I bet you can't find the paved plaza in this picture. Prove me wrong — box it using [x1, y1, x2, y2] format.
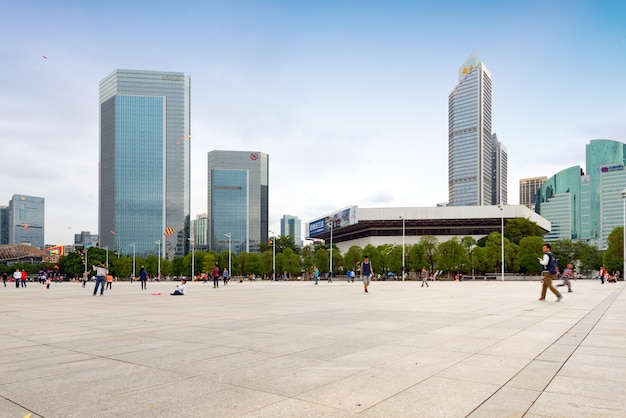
[1, 278, 625, 417]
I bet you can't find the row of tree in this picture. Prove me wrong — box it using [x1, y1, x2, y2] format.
[2, 220, 623, 279]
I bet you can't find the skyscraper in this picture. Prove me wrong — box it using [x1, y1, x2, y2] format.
[207, 151, 269, 254]
[281, 214, 302, 247]
[491, 133, 508, 205]
[519, 176, 547, 210]
[448, 52, 493, 206]
[0, 206, 9, 245]
[99, 70, 191, 257]
[8, 194, 45, 248]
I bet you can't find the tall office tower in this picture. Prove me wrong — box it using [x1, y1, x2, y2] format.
[519, 176, 547, 210]
[74, 231, 99, 246]
[0, 206, 9, 245]
[99, 70, 191, 258]
[491, 133, 508, 205]
[8, 194, 45, 248]
[448, 52, 493, 206]
[207, 151, 269, 255]
[281, 214, 302, 247]
[193, 213, 209, 251]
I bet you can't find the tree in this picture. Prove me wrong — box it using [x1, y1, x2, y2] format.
[435, 238, 467, 277]
[419, 236, 438, 272]
[344, 246, 363, 275]
[518, 236, 544, 274]
[575, 240, 602, 277]
[504, 218, 546, 244]
[460, 236, 478, 276]
[604, 227, 624, 273]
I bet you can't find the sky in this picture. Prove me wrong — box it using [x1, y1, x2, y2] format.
[1, 0, 625, 246]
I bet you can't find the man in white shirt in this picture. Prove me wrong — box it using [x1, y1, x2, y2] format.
[171, 279, 187, 295]
[92, 261, 108, 296]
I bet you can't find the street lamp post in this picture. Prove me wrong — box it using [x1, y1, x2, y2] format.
[104, 246, 109, 270]
[329, 221, 333, 279]
[401, 216, 405, 281]
[189, 238, 195, 280]
[498, 204, 504, 282]
[622, 189, 626, 281]
[155, 241, 161, 280]
[129, 243, 135, 280]
[225, 233, 231, 279]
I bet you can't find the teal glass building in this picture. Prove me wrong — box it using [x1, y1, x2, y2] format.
[536, 139, 626, 249]
[207, 151, 269, 254]
[99, 70, 190, 257]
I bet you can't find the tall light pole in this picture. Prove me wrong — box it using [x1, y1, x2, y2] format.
[104, 246, 109, 270]
[622, 189, 626, 281]
[401, 215, 405, 281]
[189, 238, 195, 280]
[498, 204, 504, 281]
[225, 233, 231, 279]
[155, 240, 161, 280]
[269, 231, 276, 281]
[329, 221, 333, 278]
[129, 243, 135, 280]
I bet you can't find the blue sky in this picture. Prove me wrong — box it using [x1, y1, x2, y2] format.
[1, 0, 625, 245]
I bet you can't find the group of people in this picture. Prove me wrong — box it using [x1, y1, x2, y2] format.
[598, 266, 619, 284]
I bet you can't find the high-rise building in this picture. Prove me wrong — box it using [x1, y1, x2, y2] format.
[74, 231, 99, 246]
[8, 194, 45, 248]
[99, 69, 191, 257]
[0, 206, 9, 245]
[535, 139, 626, 249]
[519, 176, 547, 210]
[192, 213, 209, 251]
[448, 52, 493, 206]
[281, 215, 302, 247]
[491, 133, 508, 205]
[207, 151, 269, 254]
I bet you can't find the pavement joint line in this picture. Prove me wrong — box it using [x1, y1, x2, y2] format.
[466, 285, 625, 417]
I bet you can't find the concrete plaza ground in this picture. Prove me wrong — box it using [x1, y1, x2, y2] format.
[1, 278, 625, 418]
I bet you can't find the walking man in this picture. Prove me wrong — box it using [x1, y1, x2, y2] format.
[212, 262, 220, 288]
[538, 243, 563, 302]
[420, 267, 430, 287]
[361, 255, 374, 293]
[139, 266, 148, 290]
[92, 261, 108, 296]
[20, 269, 27, 288]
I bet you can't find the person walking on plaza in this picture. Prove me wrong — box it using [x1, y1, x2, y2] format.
[212, 262, 220, 288]
[139, 266, 147, 290]
[20, 269, 27, 288]
[82, 271, 89, 288]
[14, 269, 21, 288]
[361, 255, 374, 293]
[2, 271, 7, 287]
[222, 267, 229, 286]
[314, 266, 319, 285]
[420, 267, 430, 287]
[558, 263, 574, 292]
[105, 274, 113, 290]
[92, 261, 108, 296]
[538, 243, 563, 302]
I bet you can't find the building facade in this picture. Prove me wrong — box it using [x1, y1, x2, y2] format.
[8, 194, 45, 248]
[0, 206, 8, 245]
[281, 214, 302, 247]
[74, 231, 99, 246]
[536, 139, 626, 249]
[519, 176, 547, 210]
[192, 213, 209, 251]
[207, 151, 269, 254]
[448, 52, 493, 206]
[99, 69, 191, 257]
[491, 133, 508, 205]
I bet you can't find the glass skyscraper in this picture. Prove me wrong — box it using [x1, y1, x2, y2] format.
[99, 70, 190, 257]
[8, 194, 45, 248]
[448, 52, 493, 206]
[281, 214, 302, 247]
[536, 139, 626, 249]
[207, 151, 269, 254]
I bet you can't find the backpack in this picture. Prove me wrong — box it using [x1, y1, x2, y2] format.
[547, 253, 558, 274]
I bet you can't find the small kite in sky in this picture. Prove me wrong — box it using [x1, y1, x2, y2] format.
[42, 55, 47, 59]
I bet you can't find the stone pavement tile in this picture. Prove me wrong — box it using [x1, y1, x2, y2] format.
[240, 397, 353, 418]
[51, 332, 191, 356]
[575, 345, 626, 358]
[164, 349, 281, 378]
[546, 375, 626, 401]
[328, 342, 418, 368]
[295, 364, 429, 413]
[0, 397, 39, 418]
[435, 353, 530, 386]
[110, 344, 247, 370]
[468, 325, 521, 340]
[556, 331, 586, 346]
[383, 349, 472, 377]
[467, 386, 540, 418]
[558, 358, 626, 382]
[295, 339, 371, 361]
[528, 391, 626, 418]
[431, 324, 482, 336]
[0, 345, 93, 371]
[359, 376, 499, 418]
[506, 359, 563, 391]
[435, 335, 501, 354]
[535, 342, 578, 362]
[390, 332, 455, 349]
[52, 379, 283, 418]
[242, 362, 366, 397]
[0, 334, 39, 350]
[581, 333, 626, 349]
